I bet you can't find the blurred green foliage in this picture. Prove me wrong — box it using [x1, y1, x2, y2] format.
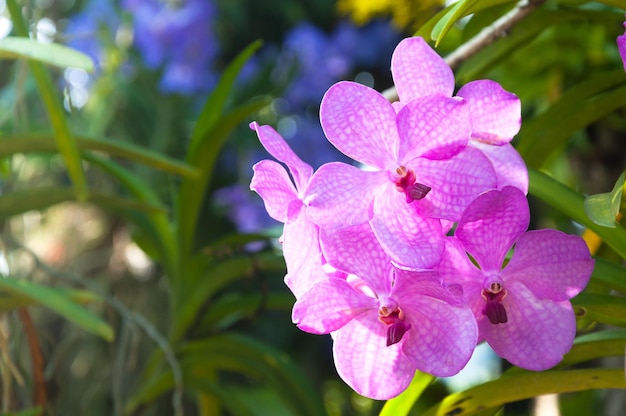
[0, 0, 625, 415]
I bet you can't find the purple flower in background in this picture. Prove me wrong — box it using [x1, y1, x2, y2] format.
[618, 18, 626, 72]
[64, 0, 120, 69]
[293, 223, 477, 399]
[438, 186, 594, 370]
[249, 122, 326, 298]
[121, 0, 218, 94]
[305, 81, 497, 268]
[392, 37, 527, 193]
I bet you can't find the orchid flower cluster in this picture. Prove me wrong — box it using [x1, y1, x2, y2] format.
[249, 37, 594, 400]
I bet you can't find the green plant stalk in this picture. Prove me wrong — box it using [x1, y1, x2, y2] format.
[6, 0, 88, 200]
[529, 168, 626, 259]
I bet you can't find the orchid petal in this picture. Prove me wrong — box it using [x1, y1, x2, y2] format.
[456, 186, 529, 272]
[332, 314, 416, 400]
[618, 23, 626, 72]
[411, 146, 498, 221]
[306, 162, 386, 228]
[320, 81, 399, 168]
[470, 142, 528, 194]
[321, 223, 392, 295]
[479, 281, 576, 371]
[438, 237, 485, 286]
[391, 37, 455, 101]
[456, 80, 521, 145]
[396, 96, 470, 162]
[250, 121, 313, 191]
[504, 230, 594, 301]
[283, 210, 326, 299]
[293, 277, 377, 334]
[370, 185, 444, 270]
[250, 160, 299, 222]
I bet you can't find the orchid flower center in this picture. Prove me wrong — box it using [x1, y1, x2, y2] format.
[392, 165, 431, 203]
[378, 298, 411, 346]
[481, 277, 508, 324]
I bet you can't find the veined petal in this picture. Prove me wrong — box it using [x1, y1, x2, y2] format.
[617, 25, 626, 72]
[250, 121, 313, 192]
[371, 185, 444, 270]
[438, 237, 484, 287]
[479, 281, 576, 371]
[391, 37, 455, 101]
[456, 80, 521, 145]
[470, 142, 528, 194]
[250, 160, 299, 222]
[504, 230, 594, 301]
[292, 277, 377, 334]
[400, 286, 478, 377]
[411, 146, 497, 222]
[320, 223, 392, 295]
[320, 81, 399, 167]
[283, 210, 326, 299]
[396, 96, 470, 162]
[455, 186, 529, 272]
[332, 314, 416, 400]
[305, 162, 386, 228]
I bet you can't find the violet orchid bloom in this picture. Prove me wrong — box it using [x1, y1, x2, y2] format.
[392, 37, 528, 193]
[618, 19, 626, 72]
[305, 81, 497, 269]
[438, 186, 594, 370]
[249, 122, 326, 298]
[293, 223, 477, 399]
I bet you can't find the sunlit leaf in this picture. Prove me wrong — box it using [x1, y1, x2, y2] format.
[380, 371, 436, 416]
[584, 172, 625, 228]
[0, 37, 94, 71]
[0, 278, 113, 341]
[0, 287, 102, 312]
[422, 368, 625, 416]
[518, 71, 626, 169]
[528, 169, 626, 260]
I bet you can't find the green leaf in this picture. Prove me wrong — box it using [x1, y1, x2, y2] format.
[0, 277, 113, 341]
[0, 287, 101, 311]
[517, 71, 626, 169]
[573, 293, 626, 327]
[422, 368, 625, 416]
[6, 0, 88, 200]
[0, 37, 94, 71]
[417, 0, 515, 42]
[584, 172, 625, 228]
[456, 10, 625, 82]
[380, 371, 435, 416]
[0, 408, 44, 416]
[127, 334, 325, 416]
[0, 135, 199, 178]
[591, 257, 626, 294]
[561, 330, 626, 367]
[528, 169, 626, 260]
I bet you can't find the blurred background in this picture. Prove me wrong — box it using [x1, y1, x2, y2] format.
[0, 0, 625, 415]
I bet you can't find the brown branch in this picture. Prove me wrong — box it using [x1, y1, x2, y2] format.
[17, 308, 47, 412]
[383, 0, 546, 101]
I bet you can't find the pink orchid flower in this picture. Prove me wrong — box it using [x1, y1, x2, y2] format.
[249, 122, 326, 298]
[437, 186, 594, 370]
[305, 81, 497, 269]
[292, 223, 477, 399]
[392, 37, 528, 193]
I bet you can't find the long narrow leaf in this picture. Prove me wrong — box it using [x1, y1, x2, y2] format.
[0, 37, 93, 71]
[0, 277, 113, 341]
[423, 368, 625, 416]
[0, 135, 199, 178]
[528, 169, 626, 259]
[7, 0, 88, 200]
[380, 371, 436, 416]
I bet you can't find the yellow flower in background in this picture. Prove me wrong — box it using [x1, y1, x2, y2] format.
[336, 0, 445, 30]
